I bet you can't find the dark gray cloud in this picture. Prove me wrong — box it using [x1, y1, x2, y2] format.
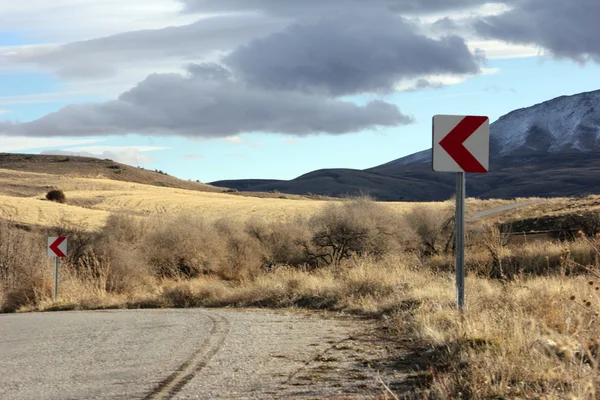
[5, 14, 286, 79]
[475, 0, 600, 62]
[181, 0, 492, 16]
[224, 10, 482, 96]
[0, 64, 412, 138]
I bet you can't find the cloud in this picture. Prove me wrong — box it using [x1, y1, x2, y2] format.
[41, 145, 166, 165]
[0, 0, 199, 42]
[183, 154, 203, 160]
[394, 67, 499, 91]
[0, 109, 12, 115]
[0, 90, 103, 106]
[0, 137, 102, 152]
[224, 10, 483, 96]
[284, 139, 298, 145]
[224, 136, 243, 144]
[180, 0, 490, 16]
[474, 0, 600, 63]
[0, 64, 412, 138]
[2, 14, 287, 80]
[222, 136, 265, 147]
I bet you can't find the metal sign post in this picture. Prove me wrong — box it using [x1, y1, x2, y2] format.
[54, 257, 59, 303]
[432, 115, 489, 312]
[456, 172, 466, 311]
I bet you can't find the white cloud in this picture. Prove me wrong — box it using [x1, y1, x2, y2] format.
[41, 145, 168, 165]
[224, 136, 243, 144]
[0, 137, 103, 152]
[0, 110, 12, 115]
[0, 0, 201, 42]
[0, 90, 102, 106]
[468, 39, 543, 59]
[394, 67, 500, 91]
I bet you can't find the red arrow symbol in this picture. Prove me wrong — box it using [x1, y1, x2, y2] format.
[50, 236, 66, 258]
[439, 116, 488, 173]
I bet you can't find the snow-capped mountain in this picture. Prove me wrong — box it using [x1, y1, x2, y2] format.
[383, 89, 600, 168]
[492, 89, 600, 156]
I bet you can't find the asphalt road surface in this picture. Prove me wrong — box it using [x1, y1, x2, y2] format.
[0, 309, 387, 400]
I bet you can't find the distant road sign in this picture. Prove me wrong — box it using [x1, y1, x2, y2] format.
[48, 237, 67, 258]
[433, 115, 489, 173]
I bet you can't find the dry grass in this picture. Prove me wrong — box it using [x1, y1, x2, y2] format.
[0, 168, 517, 231]
[400, 273, 600, 398]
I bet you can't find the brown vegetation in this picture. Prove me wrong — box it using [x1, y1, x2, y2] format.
[46, 189, 66, 204]
[2, 196, 600, 398]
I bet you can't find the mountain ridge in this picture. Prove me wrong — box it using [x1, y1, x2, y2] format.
[211, 89, 600, 200]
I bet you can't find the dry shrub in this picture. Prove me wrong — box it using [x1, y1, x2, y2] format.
[245, 217, 312, 269]
[141, 214, 227, 278]
[404, 205, 454, 256]
[213, 218, 264, 281]
[0, 220, 50, 311]
[102, 246, 156, 293]
[98, 213, 156, 292]
[46, 189, 66, 204]
[308, 197, 408, 266]
[102, 213, 150, 244]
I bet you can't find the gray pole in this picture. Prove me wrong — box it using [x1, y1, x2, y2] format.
[456, 172, 466, 311]
[54, 257, 59, 303]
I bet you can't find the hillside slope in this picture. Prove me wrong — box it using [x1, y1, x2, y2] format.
[0, 153, 223, 193]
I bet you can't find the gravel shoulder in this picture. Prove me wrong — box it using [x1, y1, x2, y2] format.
[0, 309, 407, 400]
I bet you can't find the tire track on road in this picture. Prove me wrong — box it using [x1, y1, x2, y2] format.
[143, 312, 230, 400]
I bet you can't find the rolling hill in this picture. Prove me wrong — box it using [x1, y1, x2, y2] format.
[211, 89, 600, 201]
[0, 153, 223, 194]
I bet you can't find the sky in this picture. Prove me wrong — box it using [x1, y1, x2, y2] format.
[1, 0, 600, 183]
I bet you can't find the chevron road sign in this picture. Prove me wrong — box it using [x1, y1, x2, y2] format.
[48, 236, 67, 258]
[433, 115, 490, 173]
[432, 115, 490, 312]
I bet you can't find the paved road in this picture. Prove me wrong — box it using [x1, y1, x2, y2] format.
[0, 309, 382, 400]
[468, 200, 542, 222]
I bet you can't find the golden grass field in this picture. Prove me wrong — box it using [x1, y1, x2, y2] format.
[0, 167, 519, 230]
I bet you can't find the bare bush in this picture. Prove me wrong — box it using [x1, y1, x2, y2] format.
[246, 217, 312, 269]
[0, 220, 49, 312]
[46, 189, 66, 204]
[141, 215, 227, 278]
[102, 213, 150, 244]
[308, 197, 407, 267]
[213, 218, 264, 281]
[404, 205, 454, 256]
